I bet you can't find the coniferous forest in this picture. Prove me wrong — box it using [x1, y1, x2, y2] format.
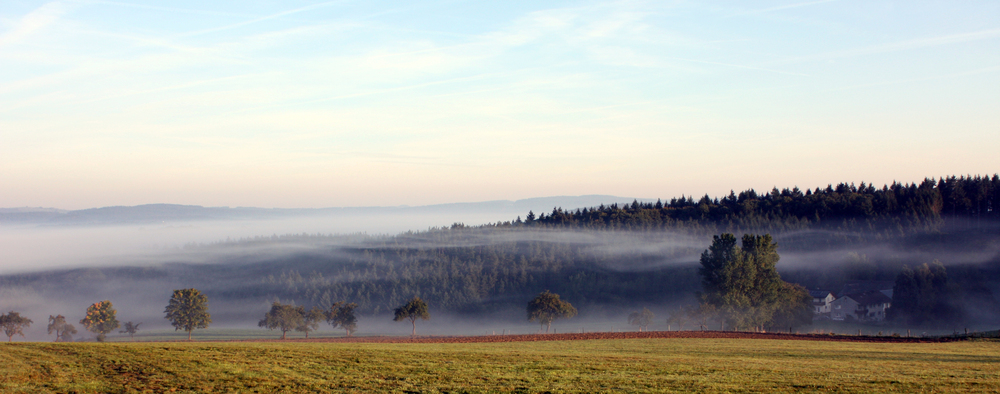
[1, 175, 999, 329]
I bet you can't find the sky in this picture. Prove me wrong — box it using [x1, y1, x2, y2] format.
[1, 0, 998, 210]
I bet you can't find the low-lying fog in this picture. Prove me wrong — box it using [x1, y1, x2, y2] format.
[0, 196, 646, 274]
[2, 199, 999, 341]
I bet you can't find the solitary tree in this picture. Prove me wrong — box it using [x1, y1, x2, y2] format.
[47, 315, 77, 342]
[327, 301, 358, 337]
[296, 307, 325, 339]
[80, 300, 119, 342]
[527, 290, 577, 333]
[628, 308, 655, 332]
[164, 288, 212, 340]
[1, 311, 33, 342]
[393, 297, 430, 336]
[259, 301, 304, 339]
[119, 322, 141, 341]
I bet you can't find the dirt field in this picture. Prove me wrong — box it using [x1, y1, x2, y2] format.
[245, 330, 963, 344]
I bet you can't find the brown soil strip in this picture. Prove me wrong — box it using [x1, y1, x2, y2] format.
[238, 330, 963, 344]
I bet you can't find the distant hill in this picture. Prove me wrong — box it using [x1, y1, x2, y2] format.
[0, 195, 653, 226]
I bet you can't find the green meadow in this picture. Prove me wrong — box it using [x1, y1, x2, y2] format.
[2, 338, 999, 393]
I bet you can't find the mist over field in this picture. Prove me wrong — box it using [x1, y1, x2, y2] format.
[0, 195, 647, 273]
[4, 177, 1000, 342]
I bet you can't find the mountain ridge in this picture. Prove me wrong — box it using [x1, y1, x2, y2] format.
[0, 195, 655, 226]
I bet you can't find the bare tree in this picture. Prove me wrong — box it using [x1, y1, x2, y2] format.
[119, 322, 142, 341]
[628, 308, 655, 332]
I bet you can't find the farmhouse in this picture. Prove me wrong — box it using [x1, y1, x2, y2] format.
[830, 290, 893, 322]
[809, 290, 836, 317]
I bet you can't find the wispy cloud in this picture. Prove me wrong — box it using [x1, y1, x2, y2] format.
[754, 0, 839, 13]
[773, 28, 1000, 64]
[822, 65, 1000, 92]
[178, 0, 350, 38]
[665, 56, 809, 77]
[70, 0, 253, 18]
[0, 2, 70, 47]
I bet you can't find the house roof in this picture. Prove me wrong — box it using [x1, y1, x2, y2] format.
[809, 290, 833, 298]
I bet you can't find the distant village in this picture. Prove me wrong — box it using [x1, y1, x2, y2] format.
[810, 281, 894, 323]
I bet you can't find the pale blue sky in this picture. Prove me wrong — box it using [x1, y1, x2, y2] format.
[2, 0, 998, 209]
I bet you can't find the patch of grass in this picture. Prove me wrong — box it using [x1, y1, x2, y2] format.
[2, 338, 999, 393]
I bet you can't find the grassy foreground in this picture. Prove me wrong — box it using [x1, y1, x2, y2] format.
[2, 338, 999, 393]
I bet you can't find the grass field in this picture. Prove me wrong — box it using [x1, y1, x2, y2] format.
[2, 338, 999, 393]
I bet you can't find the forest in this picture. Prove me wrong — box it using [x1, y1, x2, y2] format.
[1, 175, 998, 330]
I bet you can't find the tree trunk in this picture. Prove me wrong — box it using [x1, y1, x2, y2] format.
[345, 328, 351, 337]
[546, 322, 551, 333]
[188, 330, 192, 341]
[411, 319, 416, 336]
[281, 330, 287, 340]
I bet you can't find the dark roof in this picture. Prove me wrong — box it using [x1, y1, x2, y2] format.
[809, 290, 833, 298]
[844, 290, 892, 307]
[839, 281, 893, 296]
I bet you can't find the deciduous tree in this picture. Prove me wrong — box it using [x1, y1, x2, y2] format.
[687, 303, 717, 331]
[1, 311, 33, 342]
[164, 288, 212, 340]
[119, 321, 141, 341]
[47, 315, 77, 342]
[296, 307, 325, 338]
[665, 306, 690, 331]
[527, 290, 577, 333]
[768, 283, 813, 332]
[628, 308, 654, 332]
[698, 233, 810, 331]
[80, 300, 119, 342]
[259, 301, 303, 339]
[393, 297, 430, 336]
[889, 261, 956, 325]
[327, 301, 358, 337]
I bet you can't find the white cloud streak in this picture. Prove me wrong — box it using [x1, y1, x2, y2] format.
[177, 0, 351, 37]
[755, 0, 839, 13]
[0, 1, 69, 47]
[773, 28, 1000, 65]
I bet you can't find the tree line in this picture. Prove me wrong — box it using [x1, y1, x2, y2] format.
[507, 175, 1000, 238]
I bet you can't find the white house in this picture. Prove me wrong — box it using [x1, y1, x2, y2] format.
[830, 290, 893, 322]
[809, 290, 836, 316]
